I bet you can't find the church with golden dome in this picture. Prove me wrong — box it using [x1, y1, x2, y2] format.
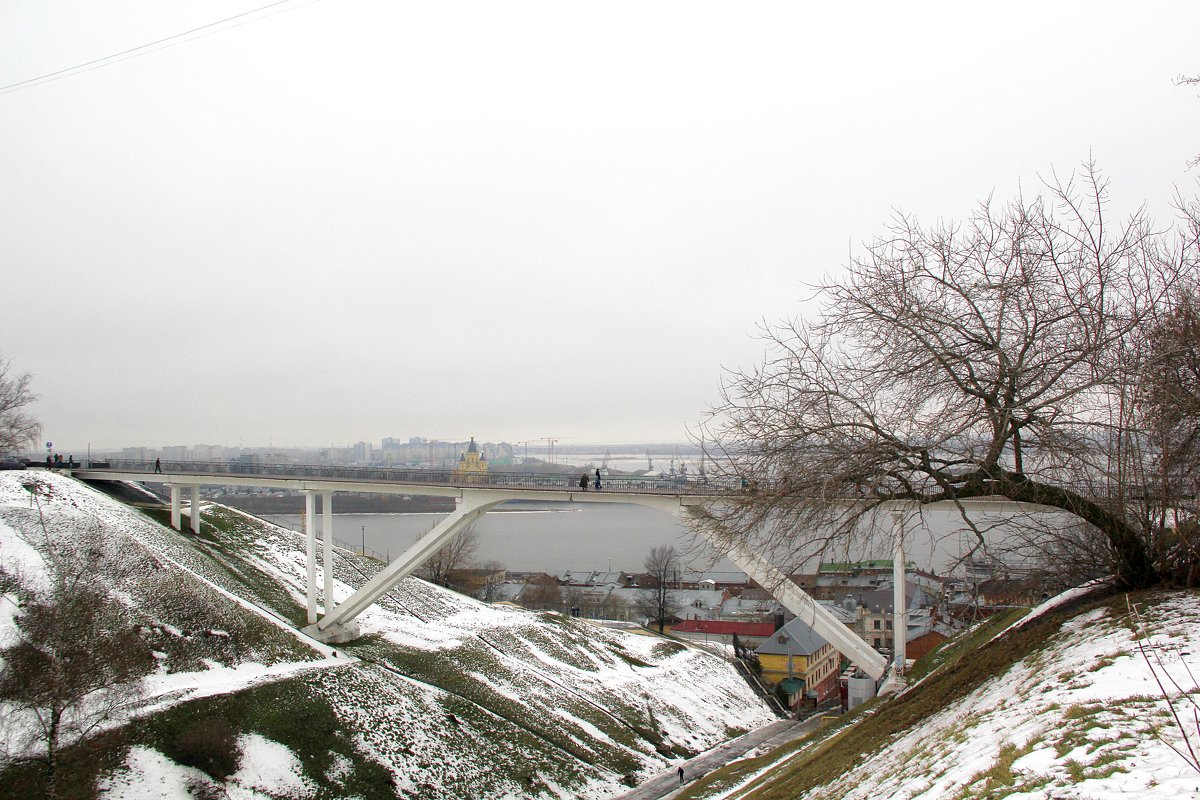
[451, 437, 489, 482]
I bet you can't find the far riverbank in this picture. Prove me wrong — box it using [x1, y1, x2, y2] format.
[213, 491, 454, 515]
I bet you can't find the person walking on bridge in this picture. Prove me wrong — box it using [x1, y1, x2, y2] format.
[594, 468, 602, 490]
[579, 473, 588, 491]
[154, 458, 162, 474]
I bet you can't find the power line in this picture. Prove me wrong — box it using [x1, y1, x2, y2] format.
[0, 0, 318, 96]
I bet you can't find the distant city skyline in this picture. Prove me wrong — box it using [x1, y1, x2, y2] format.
[41, 437, 707, 468]
[3, 2, 1197, 453]
[40, 437, 703, 454]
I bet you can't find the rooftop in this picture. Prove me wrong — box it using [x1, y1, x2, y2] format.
[755, 617, 829, 657]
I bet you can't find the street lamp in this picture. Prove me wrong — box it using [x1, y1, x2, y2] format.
[361, 525, 366, 556]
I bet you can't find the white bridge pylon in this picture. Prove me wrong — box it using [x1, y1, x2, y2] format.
[311, 490, 507, 640]
[311, 488, 890, 680]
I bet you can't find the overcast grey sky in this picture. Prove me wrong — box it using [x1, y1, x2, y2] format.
[2, 1, 1198, 452]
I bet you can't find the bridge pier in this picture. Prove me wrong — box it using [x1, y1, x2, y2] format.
[303, 490, 339, 629]
[892, 507, 908, 675]
[323, 491, 334, 616]
[190, 485, 202, 533]
[167, 484, 202, 532]
[305, 491, 318, 624]
[311, 490, 507, 642]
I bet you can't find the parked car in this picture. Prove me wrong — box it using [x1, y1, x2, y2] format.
[0, 457, 28, 470]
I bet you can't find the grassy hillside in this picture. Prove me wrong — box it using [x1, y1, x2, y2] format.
[675, 587, 1200, 799]
[0, 472, 774, 799]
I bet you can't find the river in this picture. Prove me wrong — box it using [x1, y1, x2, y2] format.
[268, 498, 984, 578]
[272, 501, 745, 577]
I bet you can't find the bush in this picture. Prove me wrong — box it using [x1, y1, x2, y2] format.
[168, 717, 240, 781]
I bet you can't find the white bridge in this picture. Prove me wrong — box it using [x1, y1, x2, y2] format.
[75, 459, 898, 680]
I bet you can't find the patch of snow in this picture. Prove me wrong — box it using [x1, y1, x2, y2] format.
[97, 746, 210, 800]
[140, 656, 351, 712]
[0, 514, 48, 593]
[229, 733, 315, 799]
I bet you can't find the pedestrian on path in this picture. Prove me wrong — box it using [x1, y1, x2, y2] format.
[154, 458, 162, 473]
[594, 468, 602, 490]
[579, 473, 588, 491]
[677, 766, 685, 785]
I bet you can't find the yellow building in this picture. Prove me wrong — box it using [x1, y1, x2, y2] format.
[452, 437, 489, 482]
[755, 617, 840, 706]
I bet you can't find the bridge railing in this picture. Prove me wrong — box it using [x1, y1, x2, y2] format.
[82, 459, 739, 496]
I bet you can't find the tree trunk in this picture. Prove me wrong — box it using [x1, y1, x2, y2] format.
[45, 709, 61, 800]
[991, 472, 1158, 588]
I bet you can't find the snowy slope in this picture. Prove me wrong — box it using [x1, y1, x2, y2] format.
[0, 472, 775, 799]
[686, 588, 1200, 800]
[830, 593, 1200, 799]
[0, 473, 333, 702]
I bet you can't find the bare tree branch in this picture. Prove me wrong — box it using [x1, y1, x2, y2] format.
[638, 546, 681, 634]
[415, 523, 480, 588]
[704, 163, 1198, 588]
[0, 353, 40, 454]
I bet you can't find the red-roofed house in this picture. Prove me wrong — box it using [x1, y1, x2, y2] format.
[668, 620, 777, 650]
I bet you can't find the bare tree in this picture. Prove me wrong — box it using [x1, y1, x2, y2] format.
[601, 591, 627, 621]
[1143, 294, 1200, 497]
[415, 523, 480, 587]
[0, 512, 155, 799]
[0, 586, 155, 798]
[476, 560, 507, 602]
[0, 353, 40, 454]
[639, 546, 680, 633]
[518, 575, 564, 611]
[704, 163, 1196, 589]
[563, 586, 585, 617]
[1136, 285, 1200, 586]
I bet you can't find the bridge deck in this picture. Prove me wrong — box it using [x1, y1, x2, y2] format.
[73, 459, 737, 498]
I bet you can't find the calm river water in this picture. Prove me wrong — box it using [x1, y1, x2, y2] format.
[273, 501, 745, 576]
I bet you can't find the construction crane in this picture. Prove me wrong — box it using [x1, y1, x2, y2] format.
[541, 436, 559, 465]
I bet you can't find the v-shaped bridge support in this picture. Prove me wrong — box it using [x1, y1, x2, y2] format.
[304, 489, 889, 680]
[306, 490, 507, 642]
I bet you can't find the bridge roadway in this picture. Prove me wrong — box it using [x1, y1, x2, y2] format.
[78, 458, 739, 495]
[72, 459, 892, 680]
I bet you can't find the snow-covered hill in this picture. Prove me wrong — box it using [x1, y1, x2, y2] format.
[681, 587, 1200, 799]
[0, 471, 775, 799]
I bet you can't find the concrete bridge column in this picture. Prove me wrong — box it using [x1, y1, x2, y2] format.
[305, 490, 318, 625]
[322, 491, 334, 613]
[170, 485, 182, 530]
[190, 485, 202, 533]
[892, 508, 907, 674]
